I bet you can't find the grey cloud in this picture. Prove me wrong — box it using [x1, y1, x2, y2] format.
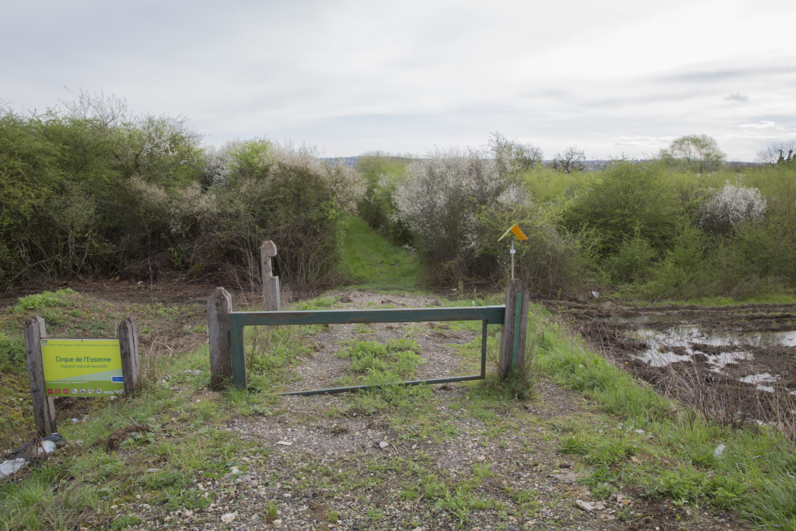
[658, 66, 796, 84]
[738, 121, 776, 129]
[726, 92, 749, 102]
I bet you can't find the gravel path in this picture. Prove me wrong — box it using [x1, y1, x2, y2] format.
[121, 291, 746, 531]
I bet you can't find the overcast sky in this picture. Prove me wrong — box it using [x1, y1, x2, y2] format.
[2, 0, 795, 160]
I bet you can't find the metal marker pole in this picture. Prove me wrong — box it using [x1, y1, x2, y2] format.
[510, 238, 515, 280]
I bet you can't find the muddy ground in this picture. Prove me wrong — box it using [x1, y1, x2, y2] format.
[546, 300, 796, 435]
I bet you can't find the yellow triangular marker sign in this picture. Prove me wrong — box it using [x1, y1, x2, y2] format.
[498, 224, 528, 242]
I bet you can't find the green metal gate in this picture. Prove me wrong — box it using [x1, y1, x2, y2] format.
[228, 305, 506, 395]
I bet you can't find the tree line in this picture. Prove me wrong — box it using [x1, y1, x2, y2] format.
[2, 94, 794, 301]
[0, 94, 361, 289]
[358, 133, 796, 300]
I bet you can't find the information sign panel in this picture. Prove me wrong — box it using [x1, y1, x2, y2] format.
[41, 339, 124, 397]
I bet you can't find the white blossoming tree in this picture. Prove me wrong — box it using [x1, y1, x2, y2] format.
[393, 147, 525, 279]
[700, 183, 767, 234]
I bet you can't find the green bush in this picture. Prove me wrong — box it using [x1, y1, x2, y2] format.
[0, 97, 364, 290]
[475, 204, 597, 298]
[563, 160, 679, 257]
[603, 229, 657, 283]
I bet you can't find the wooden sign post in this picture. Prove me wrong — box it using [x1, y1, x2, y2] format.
[118, 318, 141, 395]
[24, 317, 57, 437]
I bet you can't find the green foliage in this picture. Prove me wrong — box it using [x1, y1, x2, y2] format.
[15, 289, 75, 311]
[660, 135, 726, 173]
[639, 220, 706, 299]
[642, 466, 744, 508]
[476, 203, 597, 298]
[0, 98, 362, 289]
[564, 160, 679, 257]
[227, 138, 272, 181]
[110, 516, 142, 529]
[0, 332, 26, 374]
[356, 152, 413, 244]
[603, 229, 657, 283]
[643, 467, 707, 504]
[559, 433, 636, 465]
[264, 502, 279, 522]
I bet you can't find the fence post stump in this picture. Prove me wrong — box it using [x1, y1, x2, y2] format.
[24, 316, 57, 437]
[498, 279, 530, 378]
[261, 241, 280, 311]
[118, 318, 141, 395]
[208, 287, 233, 390]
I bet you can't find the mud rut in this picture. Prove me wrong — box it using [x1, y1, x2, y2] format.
[547, 301, 796, 434]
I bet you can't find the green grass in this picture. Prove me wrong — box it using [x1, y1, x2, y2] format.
[530, 303, 796, 529]
[4, 282, 796, 530]
[340, 215, 419, 289]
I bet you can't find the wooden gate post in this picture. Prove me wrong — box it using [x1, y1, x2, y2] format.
[118, 318, 141, 394]
[24, 317, 57, 437]
[208, 287, 233, 390]
[498, 279, 530, 378]
[261, 241, 280, 311]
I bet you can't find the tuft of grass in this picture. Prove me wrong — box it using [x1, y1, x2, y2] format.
[14, 289, 76, 312]
[337, 339, 425, 383]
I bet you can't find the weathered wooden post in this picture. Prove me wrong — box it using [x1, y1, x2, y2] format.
[498, 279, 530, 378]
[208, 287, 233, 390]
[118, 318, 141, 395]
[261, 240, 280, 311]
[24, 317, 57, 437]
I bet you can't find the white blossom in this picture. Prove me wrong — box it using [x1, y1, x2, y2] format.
[701, 183, 766, 230]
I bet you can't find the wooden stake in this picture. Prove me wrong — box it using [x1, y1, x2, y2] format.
[208, 287, 233, 390]
[118, 318, 141, 395]
[24, 317, 57, 437]
[261, 240, 280, 311]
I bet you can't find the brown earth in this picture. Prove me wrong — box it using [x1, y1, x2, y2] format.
[546, 300, 796, 438]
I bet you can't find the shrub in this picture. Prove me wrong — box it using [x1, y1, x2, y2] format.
[700, 183, 766, 235]
[0, 97, 364, 291]
[475, 204, 597, 298]
[393, 147, 524, 283]
[356, 152, 414, 244]
[563, 160, 679, 257]
[603, 229, 657, 283]
[199, 141, 362, 288]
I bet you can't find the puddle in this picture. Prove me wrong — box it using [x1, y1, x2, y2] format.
[625, 325, 796, 382]
[602, 314, 685, 325]
[741, 330, 796, 347]
[739, 373, 780, 393]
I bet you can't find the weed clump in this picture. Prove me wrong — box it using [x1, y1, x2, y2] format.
[337, 339, 424, 382]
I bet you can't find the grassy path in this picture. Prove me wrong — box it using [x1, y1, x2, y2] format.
[339, 216, 419, 290]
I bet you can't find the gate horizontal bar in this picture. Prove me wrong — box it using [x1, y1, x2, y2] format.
[229, 305, 505, 327]
[281, 374, 483, 396]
